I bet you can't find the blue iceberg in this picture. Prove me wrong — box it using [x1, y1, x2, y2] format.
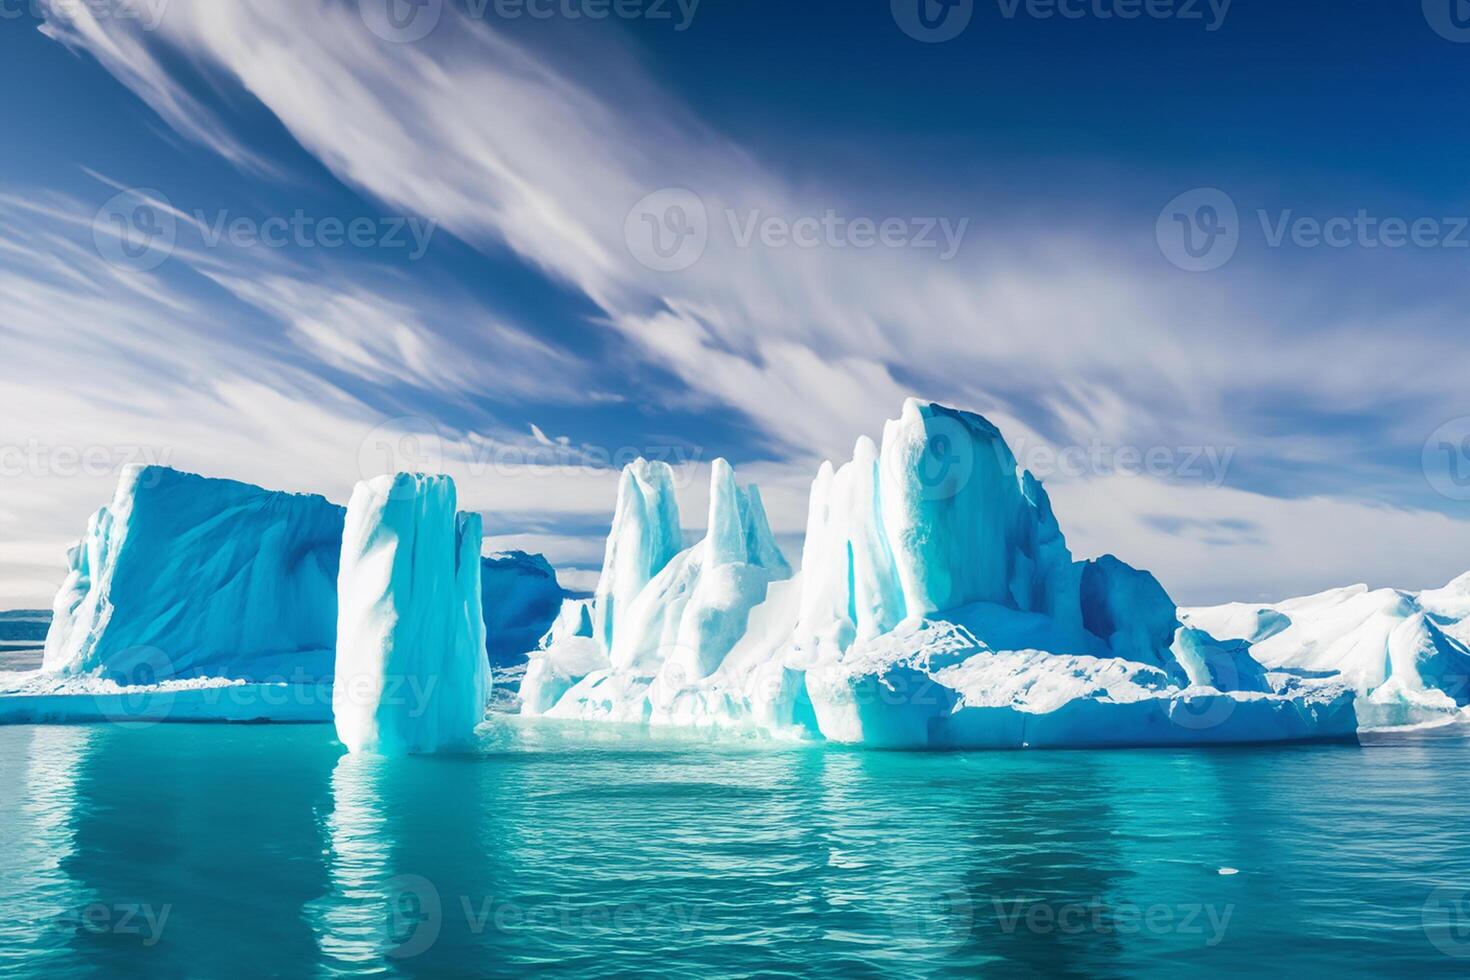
[525, 399, 1359, 747]
[43, 466, 344, 683]
[333, 474, 491, 754]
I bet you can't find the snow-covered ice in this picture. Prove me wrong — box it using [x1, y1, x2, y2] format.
[524, 399, 1359, 747]
[1184, 573, 1470, 728]
[333, 474, 491, 754]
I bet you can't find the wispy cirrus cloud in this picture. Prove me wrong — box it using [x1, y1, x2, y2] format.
[8, 0, 1470, 609]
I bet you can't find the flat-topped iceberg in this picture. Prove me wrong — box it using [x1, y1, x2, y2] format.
[333, 474, 490, 754]
[525, 399, 1358, 747]
[1184, 573, 1470, 728]
[43, 466, 344, 683]
[5, 466, 554, 729]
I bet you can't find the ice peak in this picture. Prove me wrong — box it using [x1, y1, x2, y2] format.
[592, 457, 681, 654]
[704, 458, 746, 567]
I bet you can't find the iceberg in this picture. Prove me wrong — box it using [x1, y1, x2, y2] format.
[525, 399, 1358, 747]
[590, 458, 683, 655]
[1184, 572, 1470, 728]
[333, 474, 491, 754]
[479, 550, 565, 667]
[4, 466, 562, 729]
[42, 465, 344, 683]
[523, 457, 794, 722]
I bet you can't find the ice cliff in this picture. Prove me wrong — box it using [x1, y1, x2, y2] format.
[11, 466, 552, 729]
[333, 474, 490, 753]
[42, 466, 344, 683]
[524, 399, 1357, 747]
[479, 551, 565, 668]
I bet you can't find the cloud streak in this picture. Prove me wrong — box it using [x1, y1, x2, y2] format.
[8, 0, 1469, 608]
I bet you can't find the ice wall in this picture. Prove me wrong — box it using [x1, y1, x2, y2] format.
[333, 474, 490, 754]
[479, 550, 565, 667]
[42, 466, 344, 683]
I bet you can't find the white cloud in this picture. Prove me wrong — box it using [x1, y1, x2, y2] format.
[14, 0, 1470, 610]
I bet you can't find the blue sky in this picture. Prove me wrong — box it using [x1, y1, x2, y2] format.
[2, 0, 1469, 607]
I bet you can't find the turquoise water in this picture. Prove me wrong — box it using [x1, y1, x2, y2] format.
[3, 719, 1470, 978]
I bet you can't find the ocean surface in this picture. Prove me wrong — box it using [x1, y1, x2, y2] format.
[3, 717, 1470, 978]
